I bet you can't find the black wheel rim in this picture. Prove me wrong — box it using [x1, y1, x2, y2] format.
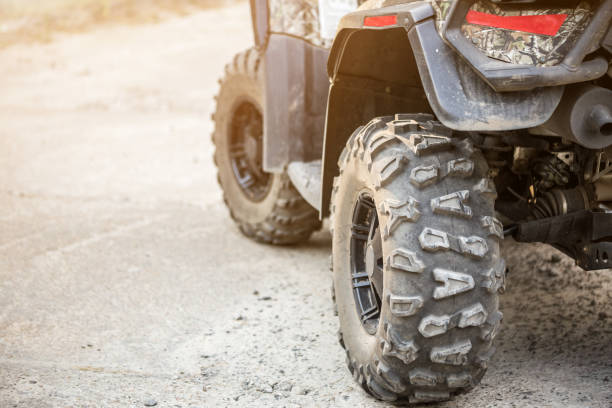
[350, 192, 384, 335]
[228, 101, 271, 202]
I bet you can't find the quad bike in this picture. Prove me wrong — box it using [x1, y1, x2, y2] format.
[212, 0, 612, 403]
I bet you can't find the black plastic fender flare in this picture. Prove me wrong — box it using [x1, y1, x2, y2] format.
[327, 1, 565, 132]
[319, 1, 564, 217]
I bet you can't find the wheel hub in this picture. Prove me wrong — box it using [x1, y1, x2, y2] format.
[228, 101, 271, 202]
[365, 235, 384, 296]
[350, 192, 384, 335]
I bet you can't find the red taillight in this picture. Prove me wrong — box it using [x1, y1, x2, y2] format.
[364, 15, 397, 27]
[466, 10, 568, 36]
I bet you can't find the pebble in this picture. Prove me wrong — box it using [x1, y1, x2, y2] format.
[259, 296, 272, 301]
[143, 399, 157, 407]
[258, 384, 273, 393]
[274, 381, 293, 392]
[293, 385, 310, 395]
[538, 267, 559, 277]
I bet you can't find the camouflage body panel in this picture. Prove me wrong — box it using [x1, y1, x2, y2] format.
[268, 0, 594, 65]
[268, 0, 369, 48]
[269, 0, 329, 47]
[431, 1, 594, 66]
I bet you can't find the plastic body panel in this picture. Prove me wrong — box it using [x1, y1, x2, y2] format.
[441, 0, 611, 92]
[328, 1, 565, 132]
[408, 18, 564, 130]
[247, 1, 330, 172]
[262, 34, 330, 172]
[319, 1, 566, 217]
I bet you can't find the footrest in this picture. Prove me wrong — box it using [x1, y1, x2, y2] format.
[287, 160, 322, 212]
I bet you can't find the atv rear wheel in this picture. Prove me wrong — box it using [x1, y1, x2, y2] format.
[212, 49, 320, 244]
[331, 114, 505, 403]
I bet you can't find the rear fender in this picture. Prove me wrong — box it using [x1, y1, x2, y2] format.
[319, 1, 564, 217]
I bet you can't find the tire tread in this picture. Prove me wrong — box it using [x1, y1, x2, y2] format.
[332, 114, 503, 403]
[212, 49, 320, 245]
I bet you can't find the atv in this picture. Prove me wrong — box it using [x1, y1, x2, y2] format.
[212, 0, 612, 403]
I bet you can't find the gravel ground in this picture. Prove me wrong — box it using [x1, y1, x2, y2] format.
[0, 2, 611, 407]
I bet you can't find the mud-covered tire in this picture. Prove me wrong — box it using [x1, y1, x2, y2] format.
[331, 114, 506, 403]
[212, 49, 320, 245]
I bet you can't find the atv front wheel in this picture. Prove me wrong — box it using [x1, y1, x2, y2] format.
[332, 114, 505, 403]
[212, 49, 320, 244]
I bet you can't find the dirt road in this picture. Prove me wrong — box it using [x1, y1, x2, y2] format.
[0, 3, 611, 407]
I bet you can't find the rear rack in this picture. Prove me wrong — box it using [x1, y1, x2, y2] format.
[441, 0, 612, 92]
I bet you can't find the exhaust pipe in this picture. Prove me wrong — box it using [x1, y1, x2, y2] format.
[543, 84, 612, 149]
[589, 104, 612, 139]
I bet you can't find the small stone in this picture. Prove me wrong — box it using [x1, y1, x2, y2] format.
[539, 267, 559, 277]
[29, 380, 37, 384]
[550, 254, 562, 263]
[235, 315, 244, 321]
[253, 290, 259, 296]
[144, 399, 157, 407]
[293, 385, 310, 395]
[258, 384, 273, 393]
[259, 296, 272, 301]
[274, 381, 293, 392]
